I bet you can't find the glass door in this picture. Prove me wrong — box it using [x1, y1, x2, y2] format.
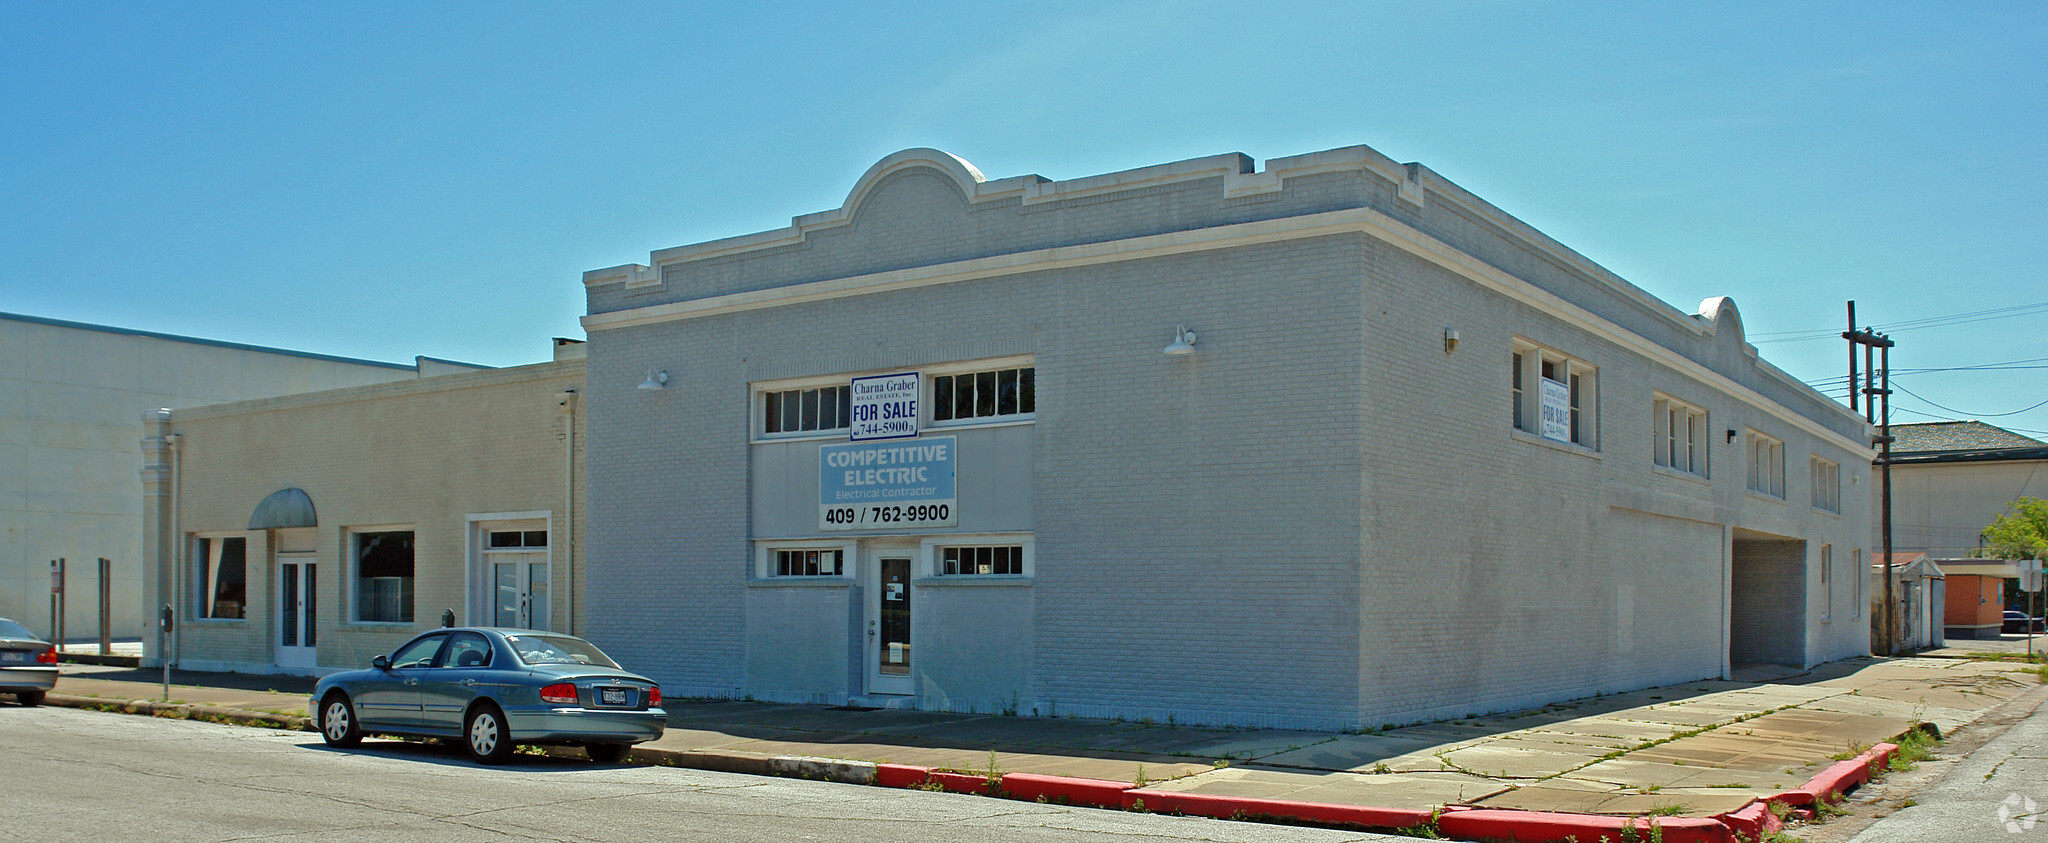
[491, 556, 550, 630]
[276, 556, 317, 670]
[865, 552, 913, 695]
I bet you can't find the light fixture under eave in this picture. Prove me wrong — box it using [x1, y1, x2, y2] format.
[1164, 325, 1197, 356]
[638, 369, 670, 390]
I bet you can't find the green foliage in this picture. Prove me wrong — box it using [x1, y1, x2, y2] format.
[1982, 497, 2048, 561]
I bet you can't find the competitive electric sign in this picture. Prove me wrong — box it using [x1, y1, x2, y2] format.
[819, 436, 958, 530]
[849, 372, 919, 441]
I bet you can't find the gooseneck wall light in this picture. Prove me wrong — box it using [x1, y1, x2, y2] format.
[1164, 325, 1197, 356]
[638, 369, 670, 390]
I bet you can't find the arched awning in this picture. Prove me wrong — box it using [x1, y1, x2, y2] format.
[248, 488, 317, 530]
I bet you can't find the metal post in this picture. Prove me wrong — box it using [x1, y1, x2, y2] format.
[1846, 302, 1858, 412]
[55, 558, 66, 653]
[98, 558, 111, 656]
[49, 560, 59, 645]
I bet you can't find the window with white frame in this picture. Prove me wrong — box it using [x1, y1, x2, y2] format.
[775, 548, 843, 576]
[763, 384, 851, 436]
[1511, 341, 1597, 448]
[353, 530, 415, 622]
[932, 366, 1034, 424]
[1747, 431, 1785, 498]
[939, 544, 1026, 575]
[194, 536, 247, 619]
[1811, 456, 1840, 513]
[1819, 543, 1832, 620]
[1653, 395, 1708, 476]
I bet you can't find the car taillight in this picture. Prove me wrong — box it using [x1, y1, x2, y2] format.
[36, 649, 59, 665]
[648, 686, 661, 706]
[539, 683, 579, 705]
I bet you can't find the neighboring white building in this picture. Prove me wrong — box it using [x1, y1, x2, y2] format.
[1, 312, 477, 640]
[576, 144, 1877, 730]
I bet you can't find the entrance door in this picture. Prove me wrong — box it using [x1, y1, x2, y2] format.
[491, 557, 550, 630]
[277, 556, 317, 670]
[865, 551, 914, 695]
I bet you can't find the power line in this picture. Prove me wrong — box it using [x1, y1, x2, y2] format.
[1892, 383, 2048, 419]
[1751, 298, 2048, 344]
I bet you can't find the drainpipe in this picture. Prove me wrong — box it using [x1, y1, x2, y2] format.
[559, 389, 578, 635]
[167, 432, 181, 668]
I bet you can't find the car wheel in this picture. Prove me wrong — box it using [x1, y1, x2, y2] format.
[586, 742, 631, 764]
[464, 704, 514, 764]
[320, 693, 363, 748]
[16, 690, 44, 707]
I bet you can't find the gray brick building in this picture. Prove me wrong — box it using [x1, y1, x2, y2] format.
[578, 145, 1873, 730]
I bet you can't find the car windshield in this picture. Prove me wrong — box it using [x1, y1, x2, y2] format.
[506, 634, 619, 669]
[0, 619, 36, 639]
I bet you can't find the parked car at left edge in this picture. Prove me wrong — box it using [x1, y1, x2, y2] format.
[2004, 610, 2046, 634]
[310, 627, 665, 764]
[0, 618, 61, 706]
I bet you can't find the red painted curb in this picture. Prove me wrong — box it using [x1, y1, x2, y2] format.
[1127, 790, 1434, 830]
[1769, 742, 1896, 807]
[928, 770, 996, 795]
[1714, 799, 1782, 840]
[999, 773, 1129, 809]
[874, 763, 931, 789]
[1437, 809, 1735, 843]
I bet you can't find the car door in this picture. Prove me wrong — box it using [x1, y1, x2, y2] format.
[353, 634, 445, 729]
[417, 632, 497, 733]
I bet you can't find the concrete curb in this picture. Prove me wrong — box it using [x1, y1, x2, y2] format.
[47, 693, 311, 731]
[46, 693, 1916, 842]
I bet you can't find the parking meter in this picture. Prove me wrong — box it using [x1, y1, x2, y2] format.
[159, 604, 174, 701]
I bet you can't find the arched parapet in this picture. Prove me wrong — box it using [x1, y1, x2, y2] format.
[1694, 296, 1749, 348]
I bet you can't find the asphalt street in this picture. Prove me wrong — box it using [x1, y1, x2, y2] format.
[1849, 689, 2048, 843]
[0, 706, 1407, 843]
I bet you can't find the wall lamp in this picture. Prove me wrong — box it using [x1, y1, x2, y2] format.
[638, 369, 670, 390]
[1164, 325, 1197, 356]
[1726, 429, 1738, 444]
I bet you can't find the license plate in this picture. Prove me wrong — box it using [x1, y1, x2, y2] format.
[0, 652, 23, 663]
[599, 687, 629, 706]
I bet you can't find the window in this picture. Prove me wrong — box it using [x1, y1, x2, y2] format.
[933, 366, 1033, 424]
[1811, 456, 1840, 513]
[1652, 395, 1708, 476]
[1511, 342, 1597, 448]
[764, 384, 851, 435]
[354, 530, 415, 623]
[488, 529, 548, 549]
[442, 632, 494, 668]
[774, 548, 843, 576]
[939, 545, 1025, 576]
[1747, 431, 1785, 498]
[195, 536, 247, 619]
[388, 633, 444, 669]
[1819, 544, 1832, 620]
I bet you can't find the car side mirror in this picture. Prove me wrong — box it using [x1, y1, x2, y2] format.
[372, 655, 391, 670]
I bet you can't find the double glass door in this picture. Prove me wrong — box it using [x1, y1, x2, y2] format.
[492, 554, 549, 630]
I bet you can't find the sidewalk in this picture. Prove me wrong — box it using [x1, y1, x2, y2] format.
[46, 655, 2046, 837]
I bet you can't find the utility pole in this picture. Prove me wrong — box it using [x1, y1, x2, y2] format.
[1845, 302, 1898, 656]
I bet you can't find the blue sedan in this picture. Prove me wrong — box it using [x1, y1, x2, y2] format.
[310, 628, 665, 764]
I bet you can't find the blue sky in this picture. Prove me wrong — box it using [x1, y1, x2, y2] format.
[4, 1, 2045, 437]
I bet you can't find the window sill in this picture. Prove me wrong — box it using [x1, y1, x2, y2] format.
[188, 618, 248, 625]
[915, 575, 1033, 588]
[1650, 464, 1711, 486]
[752, 431, 850, 445]
[746, 577, 852, 588]
[1510, 429, 1602, 460]
[1745, 490, 1787, 505]
[1811, 506, 1842, 519]
[347, 621, 417, 629]
[928, 417, 1035, 433]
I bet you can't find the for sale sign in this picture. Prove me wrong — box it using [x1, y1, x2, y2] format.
[849, 372, 920, 441]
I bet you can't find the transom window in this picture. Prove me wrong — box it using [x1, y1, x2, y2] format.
[1747, 431, 1785, 498]
[940, 545, 1025, 575]
[488, 530, 548, 549]
[764, 385, 851, 435]
[1810, 456, 1840, 513]
[1511, 342, 1597, 448]
[933, 367, 1033, 423]
[1653, 395, 1708, 477]
[776, 548, 843, 576]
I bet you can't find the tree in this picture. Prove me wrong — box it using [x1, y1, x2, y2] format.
[1983, 497, 2048, 612]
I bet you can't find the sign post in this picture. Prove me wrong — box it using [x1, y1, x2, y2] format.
[49, 558, 65, 654]
[159, 604, 174, 701]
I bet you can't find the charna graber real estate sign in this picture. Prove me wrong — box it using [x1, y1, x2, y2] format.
[849, 372, 919, 441]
